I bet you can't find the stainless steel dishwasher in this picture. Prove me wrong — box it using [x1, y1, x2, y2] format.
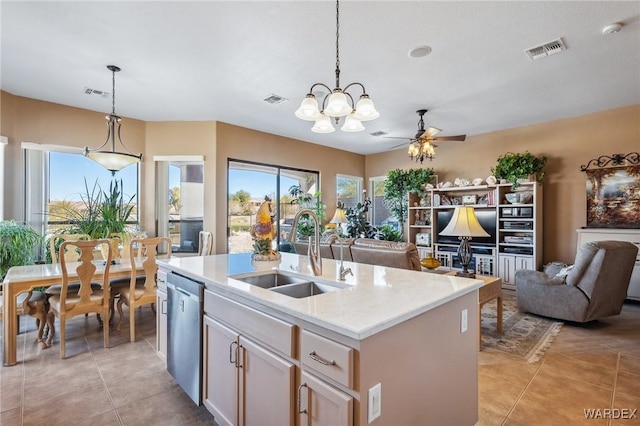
[166, 271, 205, 405]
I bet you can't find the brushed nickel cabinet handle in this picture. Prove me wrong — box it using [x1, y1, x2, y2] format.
[308, 351, 336, 366]
[229, 341, 237, 365]
[297, 383, 308, 414]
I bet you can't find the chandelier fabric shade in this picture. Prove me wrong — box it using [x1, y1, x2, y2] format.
[85, 65, 142, 175]
[295, 0, 379, 133]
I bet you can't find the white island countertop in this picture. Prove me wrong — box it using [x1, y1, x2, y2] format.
[159, 252, 483, 340]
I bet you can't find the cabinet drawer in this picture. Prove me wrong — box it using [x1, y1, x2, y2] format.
[157, 269, 168, 292]
[205, 291, 295, 358]
[301, 330, 354, 389]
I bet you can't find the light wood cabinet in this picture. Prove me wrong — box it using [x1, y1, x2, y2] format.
[298, 370, 353, 426]
[203, 316, 239, 426]
[203, 295, 295, 426]
[498, 254, 534, 285]
[156, 270, 168, 364]
[408, 182, 543, 286]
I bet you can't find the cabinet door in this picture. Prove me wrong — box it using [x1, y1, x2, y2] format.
[516, 256, 534, 271]
[498, 255, 516, 285]
[298, 371, 353, 426]
[203, 316, 240, 426]
[156, 289, 168, 363]
[240, 336, 295, 426]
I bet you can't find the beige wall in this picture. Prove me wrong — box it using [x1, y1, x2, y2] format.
[0, 91, 145, 220]
[3, 90, 638, 263]
[144, 121, 217, 238]
[366, 105, 640, 263]
[215, 122, 365, 254]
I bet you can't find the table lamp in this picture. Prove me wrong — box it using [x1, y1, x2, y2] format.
[330, 204, 352, 280]
[438, 206, 489, 278]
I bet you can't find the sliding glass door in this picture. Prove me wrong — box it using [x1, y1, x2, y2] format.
[227, 160, 319, 253]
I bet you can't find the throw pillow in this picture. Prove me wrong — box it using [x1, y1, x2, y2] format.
[555, 264, 574, 284]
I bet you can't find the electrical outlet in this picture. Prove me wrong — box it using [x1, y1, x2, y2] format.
[368, 383, 382, 423]
[461, 309, 468, 333]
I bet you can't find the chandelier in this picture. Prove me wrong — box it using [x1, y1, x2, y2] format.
[408, 139, 436, 163]
[295, 0, 379, 133]
[85, 65, 142, 175]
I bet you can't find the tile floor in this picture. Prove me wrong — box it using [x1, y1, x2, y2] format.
[1, 295, 639, 425]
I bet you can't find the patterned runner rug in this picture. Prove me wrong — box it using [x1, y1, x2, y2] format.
[481, 290, 563, 363]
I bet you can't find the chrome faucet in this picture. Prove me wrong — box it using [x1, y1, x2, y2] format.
[290, 209, 322, 276]
[325, 229, 352, 281]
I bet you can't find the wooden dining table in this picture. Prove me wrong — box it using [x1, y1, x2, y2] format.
[2, 259, 144, 366]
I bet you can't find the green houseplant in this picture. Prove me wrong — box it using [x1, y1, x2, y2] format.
[0, 220, 43, 281]
[288, 184, 326, 239]
[384, 167, 435, 233]
[491, 151, 547, 189]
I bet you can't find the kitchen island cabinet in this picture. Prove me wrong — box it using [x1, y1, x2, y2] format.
[158, 252, 482, 425]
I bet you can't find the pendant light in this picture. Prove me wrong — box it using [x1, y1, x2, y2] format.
[85, 65, 142, 175]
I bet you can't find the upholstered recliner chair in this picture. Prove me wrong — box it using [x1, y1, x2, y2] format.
[515, 240, 638, 322]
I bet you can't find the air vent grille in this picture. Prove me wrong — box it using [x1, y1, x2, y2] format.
[263, 94, 288, 105]
[84, 87, 109, 97]
[524, 38, 566, 60]
[370, 131, 388, 137]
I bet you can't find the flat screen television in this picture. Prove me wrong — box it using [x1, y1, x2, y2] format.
[436, 209, 497, 246]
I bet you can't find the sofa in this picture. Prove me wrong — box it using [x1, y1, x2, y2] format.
[290, 235, 422, 271]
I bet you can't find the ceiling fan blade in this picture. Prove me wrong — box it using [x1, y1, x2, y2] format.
[432, 134, 467, 142]
[422, 127, 442, 139]
[388, 141, 410, 150]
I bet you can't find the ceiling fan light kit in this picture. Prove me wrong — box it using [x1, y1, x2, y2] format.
[84, 65, 142, 175]
[295, 0, 379, 133]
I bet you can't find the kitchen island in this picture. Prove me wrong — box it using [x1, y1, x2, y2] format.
[157, 252, 482, 426]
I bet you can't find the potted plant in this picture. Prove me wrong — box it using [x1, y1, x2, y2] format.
[383, 167, 435, 234]
[491, 151, 547, 189]
[342, 200, 378, 239]
[287, 184, 326, 240]
[0, 220, 43, 281]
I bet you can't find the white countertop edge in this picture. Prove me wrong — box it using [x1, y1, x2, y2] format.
[160, 258, 483, 341]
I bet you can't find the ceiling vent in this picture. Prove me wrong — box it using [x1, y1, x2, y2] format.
[263, 94, 288, 105]
[83, 87, 109, 97]
[524, 38, 566, 60]
[370, 131, 388, 137]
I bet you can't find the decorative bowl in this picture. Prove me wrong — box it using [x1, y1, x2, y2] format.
[505, 191, 533, 204]
[421, 256, 442, 270]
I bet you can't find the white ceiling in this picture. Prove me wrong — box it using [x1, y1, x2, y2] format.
[2, 1, 639, 155]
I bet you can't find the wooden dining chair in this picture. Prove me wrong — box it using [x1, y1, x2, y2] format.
[0, 287, 53, 348]
[106, 232, 144, 322]
[45, 233, 92, 297]
[117, 237, 172, 342]
[198, 230, 213, 256]
[47, 239, 112, 359]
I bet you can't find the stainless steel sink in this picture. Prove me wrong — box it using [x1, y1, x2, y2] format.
[269, 281, 340, 298]
[229, 271, 310, 289]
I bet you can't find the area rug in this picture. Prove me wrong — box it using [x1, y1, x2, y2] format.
[481, 290, 563, 363]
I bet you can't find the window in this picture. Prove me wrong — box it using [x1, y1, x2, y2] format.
[369, 176, 395, 229]
[155, 157, 204, 254]
[336, 175, 362, 210]
[228, 160, 319, 253]
[47, 151, 139, 236]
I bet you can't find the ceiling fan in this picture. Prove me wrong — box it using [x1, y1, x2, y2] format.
[386, 109, 466, 162]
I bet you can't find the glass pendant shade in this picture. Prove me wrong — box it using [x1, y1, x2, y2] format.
[352, 95, 380, 121]
[311, 115, 336, 133]
[324, 91, 352, 117]
[408, 143, 420, 157]
[423, 141, 435, 158]
[294, 95, 322, 121]
[86, 150, 142, 174]
[341, 114, 364, 132]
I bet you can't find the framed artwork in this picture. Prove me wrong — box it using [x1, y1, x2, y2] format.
[585, 165, 640, 228]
